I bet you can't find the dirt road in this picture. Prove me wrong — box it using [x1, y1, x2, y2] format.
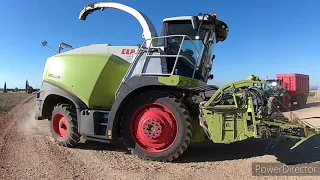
[1, 96, 320, 180]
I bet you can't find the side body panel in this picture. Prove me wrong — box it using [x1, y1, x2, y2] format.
[43, 53, 130, 109]
[60, 44, 139, 63]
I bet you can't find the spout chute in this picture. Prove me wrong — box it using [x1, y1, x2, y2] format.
[79, 2, 158, 47]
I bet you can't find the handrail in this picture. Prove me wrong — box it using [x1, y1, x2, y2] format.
[140, 35, 201, 56]
[145, 55, 196, 67]
[139, 35, 201, 78]
[116, 34, 202, 97]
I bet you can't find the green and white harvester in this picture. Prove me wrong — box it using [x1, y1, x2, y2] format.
[35, 2, 320, 162]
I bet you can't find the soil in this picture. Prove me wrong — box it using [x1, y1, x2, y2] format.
[0, 92, 32, 115]
[0, 95, 320, 180]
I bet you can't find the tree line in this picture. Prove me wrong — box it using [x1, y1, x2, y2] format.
[1, 80, 39, 94]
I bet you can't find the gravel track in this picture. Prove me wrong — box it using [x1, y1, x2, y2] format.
[1, 96, 320, 180]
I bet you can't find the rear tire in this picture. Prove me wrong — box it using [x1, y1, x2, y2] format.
[121, 91, 192, 162]
[297, 94, 307, 107]
[49, 104, 81, 147]
[267, 96, 278, 114]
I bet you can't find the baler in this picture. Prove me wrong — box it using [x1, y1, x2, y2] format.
[35, 2, 320, 162]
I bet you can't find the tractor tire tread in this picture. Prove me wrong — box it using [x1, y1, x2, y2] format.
[120, 90, 192, 162]
[50, 104, 81, 147]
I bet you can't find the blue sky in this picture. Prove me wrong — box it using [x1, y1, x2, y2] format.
[0, 0, 319, 88]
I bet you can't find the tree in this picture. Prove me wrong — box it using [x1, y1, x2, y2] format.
[3, 82, 7, 93]
[25, 80, 29, 90]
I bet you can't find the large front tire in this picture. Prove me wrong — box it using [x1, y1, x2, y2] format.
[121, 91, 192, 162]
[297, 94, 307, 107]
[49, 104, 81, 147]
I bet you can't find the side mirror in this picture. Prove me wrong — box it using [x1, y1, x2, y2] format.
[191, 16, 200, 31]
[208, 74, 214, 80]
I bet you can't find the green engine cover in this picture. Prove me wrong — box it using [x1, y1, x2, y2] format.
[44, 53, 130, 109]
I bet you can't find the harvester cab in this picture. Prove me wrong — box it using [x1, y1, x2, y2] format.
[79, 2, 228, 84]
[36, 2, 320, 163]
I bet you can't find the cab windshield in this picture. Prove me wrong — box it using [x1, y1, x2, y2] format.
[158, 20, 215, 81]
[264, 80, 282, 90]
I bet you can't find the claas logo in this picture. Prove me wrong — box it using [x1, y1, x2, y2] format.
[121, 49, 136, 54]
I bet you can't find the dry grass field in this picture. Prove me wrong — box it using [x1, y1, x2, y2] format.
[0, 92, 33, 115]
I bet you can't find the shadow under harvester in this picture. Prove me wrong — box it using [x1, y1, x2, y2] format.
[72, 135, 320, 165]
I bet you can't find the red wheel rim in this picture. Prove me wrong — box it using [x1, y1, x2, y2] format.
[53, 113, 69, 138]
[130, 103, 178, 153]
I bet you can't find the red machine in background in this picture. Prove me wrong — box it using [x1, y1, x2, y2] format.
[276, 73, 309, 106]
[263, 73, 309, 109]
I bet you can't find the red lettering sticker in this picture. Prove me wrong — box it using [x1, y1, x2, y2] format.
[121, 49, 136, 54]
[130, 49, 135, 54]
